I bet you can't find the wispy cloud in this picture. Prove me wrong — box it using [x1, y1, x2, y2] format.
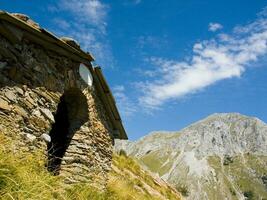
[52, 18, 70, 30]
[113, 85, 136, 117]
[60, 0, 108, 32]
[49, 0, 113, 67]
[133, 0, 142, 4]
[208, 22, 223, 32]
[137, 35, 169, 50]
[138, 11, 267, 109]
[123, 0, 142, 5]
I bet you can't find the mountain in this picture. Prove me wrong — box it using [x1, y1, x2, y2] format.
[115, 113, 267, 200]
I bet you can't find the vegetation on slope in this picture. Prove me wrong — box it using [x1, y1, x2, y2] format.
[0, 135, 181, 200]
[208, 155, 267, 200]
[111, 151, 181, 200]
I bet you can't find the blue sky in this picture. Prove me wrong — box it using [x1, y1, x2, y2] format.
[1, 1, 267, 140]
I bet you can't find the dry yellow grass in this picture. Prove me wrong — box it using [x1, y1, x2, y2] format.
[0, 134, 181, 200]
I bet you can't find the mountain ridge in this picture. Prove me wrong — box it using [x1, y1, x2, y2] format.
[115, 113, 267, 199]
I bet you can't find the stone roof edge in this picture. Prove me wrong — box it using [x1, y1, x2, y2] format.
[0, 10, 128, 140]
[0, 11, 94, 62]
[94, 67, 128, 140]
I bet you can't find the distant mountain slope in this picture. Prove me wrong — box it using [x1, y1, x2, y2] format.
[115, 113, 267, 200]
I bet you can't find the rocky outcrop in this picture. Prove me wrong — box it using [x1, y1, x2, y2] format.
[116, 113, 267, 199]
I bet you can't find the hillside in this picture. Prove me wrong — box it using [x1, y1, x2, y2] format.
[115, 113, 267, 200]
[0, 134, 182, 200]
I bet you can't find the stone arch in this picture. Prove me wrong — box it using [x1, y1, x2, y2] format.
[47, 88, 89, 174]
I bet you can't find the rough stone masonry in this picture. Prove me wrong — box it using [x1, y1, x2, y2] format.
[0, 11, 127, 187]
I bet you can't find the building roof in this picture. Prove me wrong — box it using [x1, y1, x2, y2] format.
[0, 11, 127, 140]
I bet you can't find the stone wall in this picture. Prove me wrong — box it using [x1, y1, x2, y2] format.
[0, 29, 114, 187]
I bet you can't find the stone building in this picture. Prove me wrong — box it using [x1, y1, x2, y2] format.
[0, 11, 127, 186]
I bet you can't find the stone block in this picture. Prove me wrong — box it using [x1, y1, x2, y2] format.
[13, 105, 28, 118]
[40, 108, 54, 122]
[5, 90, 17, 102]
[0, 98, 11, 111]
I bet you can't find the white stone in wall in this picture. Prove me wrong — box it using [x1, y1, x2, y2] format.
[26, 133, 36, 142]
[40, 108, 55, 122]
[41, 133, 51, 143]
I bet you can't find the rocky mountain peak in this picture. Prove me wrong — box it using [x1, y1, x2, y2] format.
[115, 113, 267, 199]
[117, 113, 267, 157]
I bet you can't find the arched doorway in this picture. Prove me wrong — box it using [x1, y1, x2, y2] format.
[47, 88, 89, 175]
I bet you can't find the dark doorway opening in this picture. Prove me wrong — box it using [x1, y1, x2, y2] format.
[47, 89, 89, 175]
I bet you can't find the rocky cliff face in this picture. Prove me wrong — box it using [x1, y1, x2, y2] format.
[115, 113, 267, 199]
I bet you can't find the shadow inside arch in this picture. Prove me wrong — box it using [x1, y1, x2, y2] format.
[47, 88, 89, 175]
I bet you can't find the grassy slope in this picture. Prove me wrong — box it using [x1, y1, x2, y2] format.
[208, 155, 267, 200]
[0, 135, 181, 200]
[111, 153, 181, 200]
[138, 149, 267, 199]
[135, 147, 267, 199]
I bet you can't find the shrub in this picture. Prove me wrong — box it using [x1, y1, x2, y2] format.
[223, 155, 234, 165]
[261, 174, 267, 186]
[119, 149, 127, 157]
[243, 191, 253, 200]
[176, 184, 189, 197]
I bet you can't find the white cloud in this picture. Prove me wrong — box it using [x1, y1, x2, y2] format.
[209, 22, 223, 32]
[137, 35, 169, 50]
[258, 6, 267, 17]
[53, 18, 70, 30]
[113, 85, 136, 117]
[60, 0, 108, 32]
[139, 13, 267, 109]
[50, 0, 113, 67]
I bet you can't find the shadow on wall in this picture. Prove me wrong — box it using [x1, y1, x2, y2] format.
[47, 88, 89, 175]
